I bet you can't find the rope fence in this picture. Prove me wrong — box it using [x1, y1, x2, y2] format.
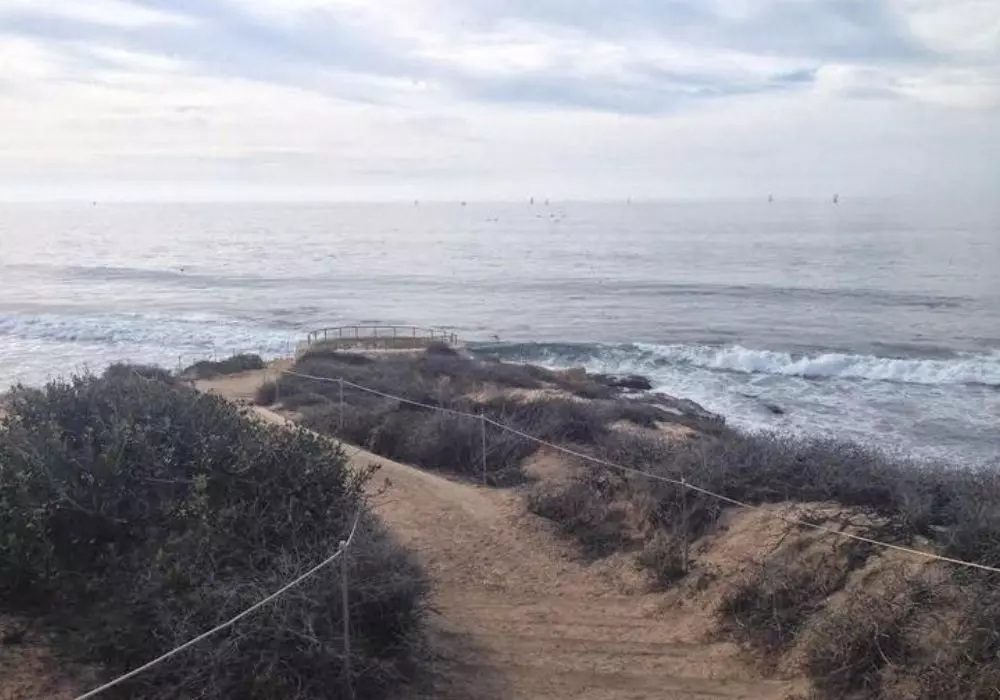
[73, 511, 363, 700]
[69, 360, 1000, 698]
[277, 369, 1000, 576]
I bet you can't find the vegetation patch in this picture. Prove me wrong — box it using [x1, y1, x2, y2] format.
[0, 367, 426, 700]
[717, 537, 874, 658]
[526, 476, 629, 559]
[183, 353, 266, 379]
[267, 348, 683, 484]
[253, 347, 1000, 698]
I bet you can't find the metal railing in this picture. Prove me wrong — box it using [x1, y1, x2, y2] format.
[304, 326, 459, 347]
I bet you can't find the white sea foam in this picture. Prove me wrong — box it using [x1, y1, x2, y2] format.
[633, 344, 1000, 387]
[0, 312, 295, 354]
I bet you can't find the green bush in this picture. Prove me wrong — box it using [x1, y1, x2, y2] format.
[304, 401, 535, 486]
[255, 379, 278, 405]
[183, 353, 266, 379]
[0, 367, 426, 700]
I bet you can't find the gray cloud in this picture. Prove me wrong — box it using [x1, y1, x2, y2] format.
[461, 0, 933, 63]
[0, 0, 978, 117]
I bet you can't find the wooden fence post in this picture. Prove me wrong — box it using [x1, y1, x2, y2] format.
[340, 541, 355, 700]
[680, 477, 689, 573]
[480, 414, 488, 485]
[338, 378, 345, 433]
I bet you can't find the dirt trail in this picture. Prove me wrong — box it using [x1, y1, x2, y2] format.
[200, 371, 799, 700]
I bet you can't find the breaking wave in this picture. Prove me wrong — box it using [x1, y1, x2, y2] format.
[483, 342, 1000, 387]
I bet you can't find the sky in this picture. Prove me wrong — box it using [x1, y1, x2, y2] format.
[0, 0, 998, 201]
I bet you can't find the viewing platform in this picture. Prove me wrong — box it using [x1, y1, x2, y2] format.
[297, 325, 461, 355]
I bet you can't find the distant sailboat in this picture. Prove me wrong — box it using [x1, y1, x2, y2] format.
[833, 193, 839, 205]
[530, 197, 535, 205]
[768, 194, 774, 203]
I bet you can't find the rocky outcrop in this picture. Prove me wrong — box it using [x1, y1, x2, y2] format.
[597, 374, 654, 392]
[649, 392, 726, 435]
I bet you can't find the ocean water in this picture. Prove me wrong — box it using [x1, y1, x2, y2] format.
[1, 200, 998, 466]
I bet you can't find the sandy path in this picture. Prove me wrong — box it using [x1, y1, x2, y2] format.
[199, 371, 797, 700]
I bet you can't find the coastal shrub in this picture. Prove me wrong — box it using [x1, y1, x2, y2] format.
[477, 396, 611, 444]
[184, 353, 266, 379]
[802, 570, 1000, 700]
[526, 477, 628, 558]
[299, 348, 374, 366]
[717, 538, 872, 657]
[279, 350, 1000, 577]
[635, 533, 688, 589]
[278, 351, 675, 483]
[255, 379, 278, 405]
[0, 367, 426, 700]
[103, 361, 176, 384]
[303, 401, 534, 486]
[660, 434, 1000, 561]
[280, 391, 329, 410]
[804, 573, 925, 698]
[424, 341, 459, 357]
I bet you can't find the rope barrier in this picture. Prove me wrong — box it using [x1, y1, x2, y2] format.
[280, 369, 1000, 576]
[488, 420, 1000, 574]
[282, 369, 475, 418]
[61, 361, 1000, 697]
[73, 511, 362, 700]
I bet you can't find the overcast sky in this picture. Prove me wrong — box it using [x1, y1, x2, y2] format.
[0, 0, 997, 201]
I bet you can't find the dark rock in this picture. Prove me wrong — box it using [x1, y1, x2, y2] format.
[650, 393, 726, 434]
[597, 374, 654, 392]
[1, 627, 27, 646]
[763, 402, 785, 416]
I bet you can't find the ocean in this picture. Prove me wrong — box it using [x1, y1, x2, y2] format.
[1, 199, 998, 466]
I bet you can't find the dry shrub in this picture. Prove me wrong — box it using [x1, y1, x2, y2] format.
[424, 341, 458, 356]
[299, 349, 374, 365]
[0, 368, 426, 700]
[281, 351, 671, 485]
[103, 362, 176, 384]
[525, 475, 628, 558]
[636, 533, 687, 589]
[255, 379, 278, 405]
[803, 568, 1000, 700]
[280, 391, 329, 410]
[183, 353, 265, 379]
[303, 401, 535, 486]
[596, 430, 1000, 571]
[718, 537, 872, 658]
[804, 571, 931, 698]
[280, 347, 1000, 694]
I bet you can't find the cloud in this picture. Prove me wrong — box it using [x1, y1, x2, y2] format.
[0, 0, 997, 199]
[458, 0, 932, 63]
[2, 0, 195, 28]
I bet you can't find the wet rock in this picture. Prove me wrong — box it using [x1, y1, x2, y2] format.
[763, 402, 785, 415]
[650, 393, 726, 434]
[598, 374, 654, 392]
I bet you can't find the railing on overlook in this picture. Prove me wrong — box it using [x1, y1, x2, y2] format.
[298, 325, 459, 354]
